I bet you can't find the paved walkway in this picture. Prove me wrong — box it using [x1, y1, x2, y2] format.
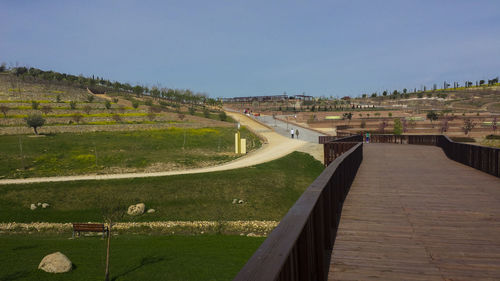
[329, 143, 500, 281]
[0, 112, 308, 185]
[254, 115, 325, 143]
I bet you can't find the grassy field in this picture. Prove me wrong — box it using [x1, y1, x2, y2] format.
[0, 234, 264, 281]
[0, 152, 324, 223]
[0, 127, 261, 179]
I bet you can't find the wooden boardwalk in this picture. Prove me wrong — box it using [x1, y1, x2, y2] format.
[328, 143, 500, 281]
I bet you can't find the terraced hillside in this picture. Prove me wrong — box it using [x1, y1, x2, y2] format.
[0, 73, 230, 135]
[0, 72, 263, 177]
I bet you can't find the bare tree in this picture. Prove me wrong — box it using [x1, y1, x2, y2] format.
[402, 118, 408, 133]
[99, 192, 125, 281]
[71, 113, 84, 123]
[462, 118, 475, 135]
[111, 114, 122, 123]
[83, 105, 92, 115]
[378, 119, 388, 133]
[41, 105, 52, 116]
[0, 105, 9, 118]
[147, 112, 156, 121]
[440, 118, 449, 134]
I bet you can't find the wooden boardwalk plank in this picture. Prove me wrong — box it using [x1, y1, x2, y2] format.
[328, 143, 500, 281]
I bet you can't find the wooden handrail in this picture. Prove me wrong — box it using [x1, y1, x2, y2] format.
[235, 134, 498, 280]
[437, 135, 499, 177]
[234, 143, 363, 281]
[338, 134, 499, 178]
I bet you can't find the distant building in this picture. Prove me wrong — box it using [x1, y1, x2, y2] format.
[223, 93, 315, 103]
[294, 94, 313, 101]
[223, 94, 288, 103]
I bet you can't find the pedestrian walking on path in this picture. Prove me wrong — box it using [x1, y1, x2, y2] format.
[296, 129, 299, 139]
[290, 128, 294, 139]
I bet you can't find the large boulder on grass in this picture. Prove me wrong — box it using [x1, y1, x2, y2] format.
[127, 203, 145, 216]
[38, 252, 72, 273]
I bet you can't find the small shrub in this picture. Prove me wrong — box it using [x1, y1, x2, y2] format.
[41, 105, 52, 115]
[485, 134, 500, 140]
[112, 114, 122, 123]
[149, 106, 162, 113]
[178, 113, 185, 120]
[360, 120, 366, 128]
[112, 98, 119, 103]
[105, 100, 112, 109]
[132, 100, 139, 109]
[56, 95, 61, 103]
[189, 107, 195, 115]
[25, 113, 45, 134]
[145, 99, 153, 106]
[87, 95, 95, 103]
[71, 113, 84, 123]
[388, 112, 392, 117]
[69, 101, 77, 110]
[147, 112, 156, 121]
[393, 118, 402, 135]
[219, 111, 227, 121]
[203, 108, 210, 118]
[83, 105, 92, 114]
[31, 100, 39, 110]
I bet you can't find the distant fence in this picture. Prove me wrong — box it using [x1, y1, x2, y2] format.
[233, 143, 363, 281]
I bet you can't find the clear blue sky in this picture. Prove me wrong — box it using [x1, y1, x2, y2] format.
[1, 0, 499, 98]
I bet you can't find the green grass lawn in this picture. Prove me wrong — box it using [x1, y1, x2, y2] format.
[0, 152, 324, 223]
[0, 234, 264, 281]
[0, 127, 261, 179]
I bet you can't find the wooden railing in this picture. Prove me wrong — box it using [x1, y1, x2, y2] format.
[233, 143, 363, 281]
[318, 136, 337, 144]
[369, 134, 439, 145]
[322, 135, 363, 166]
[235, 134, 498, 281]
[437, 135, 499, 177]
[366, 134, 499, 178]
[318, 134, 362, 144]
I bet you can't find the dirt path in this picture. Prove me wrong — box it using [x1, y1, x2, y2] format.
[0, 112, 312, 185]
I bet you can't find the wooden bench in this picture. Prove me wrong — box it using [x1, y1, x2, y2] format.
[72, 223, 109, 238]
